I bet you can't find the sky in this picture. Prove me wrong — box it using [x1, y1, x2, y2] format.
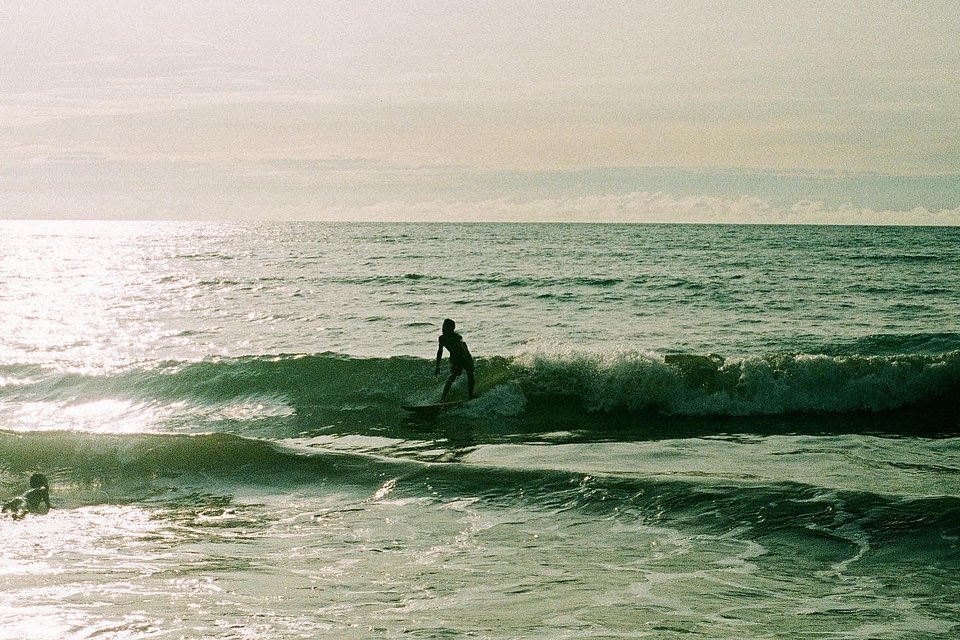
[1, 1, 958, 223]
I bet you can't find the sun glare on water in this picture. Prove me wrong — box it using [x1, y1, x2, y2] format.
[0, 221, 205, 434]
[0, 221, 177, 371]
[0, 505, 169, 639]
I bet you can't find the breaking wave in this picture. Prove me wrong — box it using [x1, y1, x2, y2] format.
[1, 347, 958, 439]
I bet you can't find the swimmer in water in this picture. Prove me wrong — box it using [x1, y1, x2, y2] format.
[2, 473, 51, 520]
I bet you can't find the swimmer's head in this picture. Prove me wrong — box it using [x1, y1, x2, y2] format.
[29, 473, 48, 489]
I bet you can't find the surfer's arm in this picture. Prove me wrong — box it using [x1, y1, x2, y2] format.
[435, 339, 444, 375]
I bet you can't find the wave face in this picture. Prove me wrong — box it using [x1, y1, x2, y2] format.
[2, 350, 957, 441]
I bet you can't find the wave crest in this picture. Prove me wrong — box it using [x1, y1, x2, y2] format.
[519, 350, 960, 416]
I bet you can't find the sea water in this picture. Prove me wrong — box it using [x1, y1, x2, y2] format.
[1, 221, 958, 639]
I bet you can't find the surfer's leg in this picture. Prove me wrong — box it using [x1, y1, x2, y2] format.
[443, 362, 465, 401]
[442, 372, 458, 401]
[466, 368, 475, 399]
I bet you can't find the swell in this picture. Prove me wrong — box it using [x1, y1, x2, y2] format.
[3, 429, 958, 560]
[816, 332, 960, 356]
[332, 274, 626, 288]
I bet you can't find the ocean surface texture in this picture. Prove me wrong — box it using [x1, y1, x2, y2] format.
[1, 221, 958, 639]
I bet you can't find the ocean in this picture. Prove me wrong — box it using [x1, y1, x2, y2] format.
[1, 220, 958, 639]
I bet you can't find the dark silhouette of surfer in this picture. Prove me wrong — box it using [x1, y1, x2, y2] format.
[435, 318, 475, 401]
[2, 473, 51, 520]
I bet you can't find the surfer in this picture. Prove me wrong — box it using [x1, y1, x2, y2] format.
[435, 318, 475, 401]
[2, 473, 51, 520]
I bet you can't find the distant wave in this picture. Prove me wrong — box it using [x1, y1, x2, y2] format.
[818, 332, 960, 357]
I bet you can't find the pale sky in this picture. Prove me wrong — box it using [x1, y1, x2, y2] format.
[1, 1, 958, 223]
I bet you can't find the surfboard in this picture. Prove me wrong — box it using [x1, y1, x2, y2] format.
[401, 400, 468, 415]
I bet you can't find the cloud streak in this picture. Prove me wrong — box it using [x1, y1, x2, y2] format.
[327, 192, 960, 226]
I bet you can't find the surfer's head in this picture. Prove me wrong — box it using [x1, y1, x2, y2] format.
[29, 473, 48, 489]
[442, 318, 455, 334]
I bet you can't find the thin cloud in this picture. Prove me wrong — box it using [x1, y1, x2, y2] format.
[309, 192, 960, 226]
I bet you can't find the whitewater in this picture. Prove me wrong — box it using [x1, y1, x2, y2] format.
[1, 220, 958, 639]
